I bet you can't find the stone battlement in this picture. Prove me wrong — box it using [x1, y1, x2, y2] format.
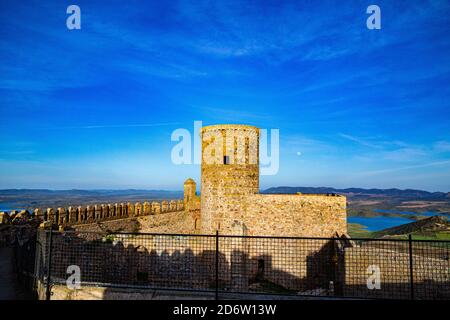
[0, 199, 184, 227]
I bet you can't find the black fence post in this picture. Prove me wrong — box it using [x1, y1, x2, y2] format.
[408, 234, 414, 300]
[330, 237, 338, 297]
[215, 230, 219, 300]
[45, 229, 53, 301]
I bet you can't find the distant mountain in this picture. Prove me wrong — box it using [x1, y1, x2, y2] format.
[0, 189, 183, 210]
[1, 187, 448, 201]
[1, 187, 449, 212]
[0, 189, 182, 196]
[262, 187, 448, 199]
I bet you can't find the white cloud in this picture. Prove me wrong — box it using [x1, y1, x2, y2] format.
[338, 133, 383, 149]
[357, 160, 450, 176]
[434, 141, 450, 152]
[382, 148, 427, 162]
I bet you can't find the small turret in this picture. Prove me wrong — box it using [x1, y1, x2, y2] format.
[184, 178, 197, 211]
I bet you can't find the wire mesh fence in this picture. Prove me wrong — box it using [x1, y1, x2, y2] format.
[34, 229, 450, 300]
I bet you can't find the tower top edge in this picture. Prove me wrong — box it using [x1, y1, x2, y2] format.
[201, 124, 260, 133]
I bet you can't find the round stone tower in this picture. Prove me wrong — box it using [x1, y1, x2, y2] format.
[200, 124, 260, 234]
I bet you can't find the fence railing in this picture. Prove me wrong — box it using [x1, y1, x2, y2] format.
[33, 229, 450, 300]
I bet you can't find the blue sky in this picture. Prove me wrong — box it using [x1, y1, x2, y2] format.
[0, 0, 449, 191]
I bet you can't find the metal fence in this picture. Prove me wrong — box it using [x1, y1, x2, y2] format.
[33, 229, 450, 300]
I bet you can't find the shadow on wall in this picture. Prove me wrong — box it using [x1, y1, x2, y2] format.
[42, 230, 340, 299]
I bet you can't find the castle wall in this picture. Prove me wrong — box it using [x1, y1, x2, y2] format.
[240, 194, 347, 237]
[208, 193, 346, 291]
[138, 211, 196, 234]
[71, 210, 197, 235]
[195, 192, 346, 237]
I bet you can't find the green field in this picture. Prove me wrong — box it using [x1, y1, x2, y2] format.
[347, 223, 373, 238]
[381, 231, 450, 241]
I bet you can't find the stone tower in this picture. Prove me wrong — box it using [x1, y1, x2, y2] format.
[200, 124, 260, 234]
[183, 178, 197, 211]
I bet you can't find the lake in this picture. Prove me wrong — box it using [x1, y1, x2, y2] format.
[0, 202, 23, 212]
[347, 216, 413, 232]
[348, 209, 448, 231]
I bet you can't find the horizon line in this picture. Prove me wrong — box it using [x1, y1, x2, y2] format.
[0, 186, 448, 193]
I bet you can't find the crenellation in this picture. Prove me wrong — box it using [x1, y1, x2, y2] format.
[94, 205, 101, 220]
[177, 199, 184, 211]
[68, 206, 77, 224]
[34, 208, 42, 222]
[108, 204, 115, 218]
[101, 204, 107, 219]
[46, 208, 55, 224]
[114, 203, 120, 217]
[77, 206, 85, 223]
[135, 202, 142, 216]
[152, 201, 161, 214]
[0, 212, 10, 224]
[169, 200, 177, 211]
[86, 206, 94, 222]
[127, 202, 134, 217]
[11, 210, 30, 223]
[161, 201, 168, 212]
[56, 208, 65, 225]
[143, 202, 151, 215]
[9, 211, 18, 220]
[0, 198, 186, 226]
